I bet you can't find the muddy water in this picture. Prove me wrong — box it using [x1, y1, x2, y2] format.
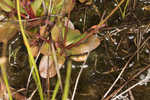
[1, 0, 150, 100]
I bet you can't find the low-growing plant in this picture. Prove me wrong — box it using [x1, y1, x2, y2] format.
[0, 0, 125, 99]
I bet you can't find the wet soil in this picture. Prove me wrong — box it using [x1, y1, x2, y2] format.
[1, 0, 150, 100]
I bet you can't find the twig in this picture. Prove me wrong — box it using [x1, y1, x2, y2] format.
[71, 52, 90, 100]
[83, 8, 87, 32]
[133, 0, 136, 9]
[51, 42, 63, 91]
[48, 0, 52, 16]
[129, 90, 135, 100]
[26, 50, 41, 91]
[102, 36, 150, 99]
[42, 0, 47, 14]
[66, 0, 125, 49]
[112, 77, 148, 100]
[103, 36, 150, 100]
[104, 64, 150, 100]
[27, 88, 38, 100]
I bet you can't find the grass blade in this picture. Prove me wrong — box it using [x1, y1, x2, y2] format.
[16, 0, 44, 100]
[0, 62, 13, 100]
[62, 60, 72, 100]
[51, 79, 60, 100]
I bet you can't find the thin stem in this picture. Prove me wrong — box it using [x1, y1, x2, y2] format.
[66, 0, 125, 49]
[102, 36, 150, 100]
[0, 40, 13, 100]
[0, 63, 13, 100]
[112, 78, 147, 100]
[16, 0, 44, 99]
[104, 64, 150, 100]
[62, 60, 72, 100]
[71, 52, 90, 100]
[51, 79, 60, 100]
[51, 42, 63, 90]
[26, 50, 40, 90]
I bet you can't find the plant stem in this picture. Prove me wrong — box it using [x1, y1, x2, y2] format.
[62, 60, 72, 100]
[16, 0, 44, 99]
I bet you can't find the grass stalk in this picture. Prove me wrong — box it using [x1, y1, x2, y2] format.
[98, 0, 125, 27]
[115, 0, 129, 19]
[122, 0, 129, 19]
[51, 79, 60, 100]
[0, 40, 13, 100]
[51, 42, 63, 90]
[71, 52, 89, 100]
[62, 60, 72, 100]
[16, 0, 44, 100]
[0, 63, 13, 100]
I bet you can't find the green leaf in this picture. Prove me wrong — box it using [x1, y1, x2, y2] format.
[51, 23, 85, 46]
[31, 0, 43, 15]
[66, 29, 85, 46]
[0, 3, 11, 12]
[51, 0, 64, 15]
[4, 0, 14, 7]
[67, 35, 101, 55]
[0, 0, 14, 12]
[51, 24, 61, 42]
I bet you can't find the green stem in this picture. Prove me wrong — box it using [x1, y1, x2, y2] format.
[62, 60, 72, 100]
[16, 0, 44, 100]
[0, 63, 13, 100]
[51, 79, 60, 100]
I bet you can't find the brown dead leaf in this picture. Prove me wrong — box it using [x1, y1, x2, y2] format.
[70, 53, 88, 62]
[0, 22, 19, 42]
[39, 56, 56, 78]
[79, 0, 86, 3]
[40, 25, 48, 37]
[40, 42, 52, 56]
[61, 0, 75, 14]
[39, 54, 65, 78]
[30, 45, 39, 57]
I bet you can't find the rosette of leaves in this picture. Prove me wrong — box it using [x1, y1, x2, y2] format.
[0, 0, 101, 79]
[38, 18, 101, 78]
